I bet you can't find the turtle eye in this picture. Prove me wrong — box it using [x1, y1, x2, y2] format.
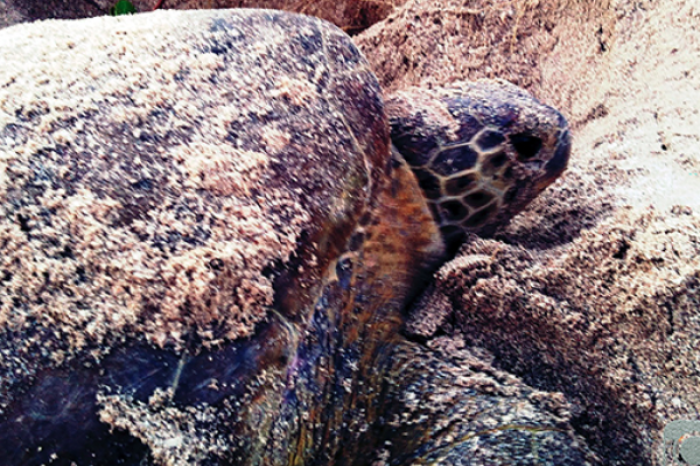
[510, 133, 542, 160]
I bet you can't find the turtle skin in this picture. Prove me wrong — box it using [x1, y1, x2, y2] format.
[0, 8, 589, 466]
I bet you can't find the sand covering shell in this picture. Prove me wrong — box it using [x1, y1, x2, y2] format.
[0, 9, 386, 408]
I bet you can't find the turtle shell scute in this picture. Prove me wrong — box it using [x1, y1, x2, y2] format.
[0, 9, 388, 463]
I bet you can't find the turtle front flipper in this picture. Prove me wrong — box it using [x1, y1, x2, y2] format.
[372, 340, 599, 465]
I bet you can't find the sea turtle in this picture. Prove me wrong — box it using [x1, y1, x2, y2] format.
[0, 8, 591, 466]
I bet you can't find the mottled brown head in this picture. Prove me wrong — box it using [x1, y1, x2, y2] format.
[388, 80, 571, 252]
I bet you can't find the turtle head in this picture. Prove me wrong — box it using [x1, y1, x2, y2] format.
[388, 80, 571, 254]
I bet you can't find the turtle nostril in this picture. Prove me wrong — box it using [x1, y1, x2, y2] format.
[544, 129, 571, 175]
[510, 133, 542, 160]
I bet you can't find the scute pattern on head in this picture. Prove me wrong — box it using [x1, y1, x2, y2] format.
[388, 80, 571, 250]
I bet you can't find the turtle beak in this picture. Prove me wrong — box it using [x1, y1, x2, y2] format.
[538, 128, 572, 189]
